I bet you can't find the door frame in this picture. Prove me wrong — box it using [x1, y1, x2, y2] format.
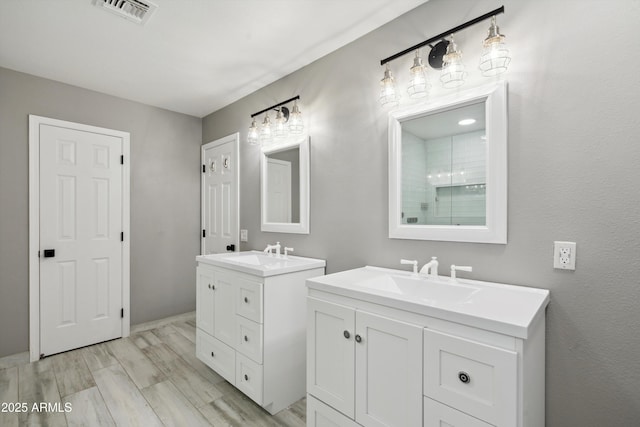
[28, 115, 131, 362]
[201, 133, 240, 255]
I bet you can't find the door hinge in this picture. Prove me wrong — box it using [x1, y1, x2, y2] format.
[121, 308, 124, 318]
[120, 155, 124, 165]
[202, 229, 206, 238]
[202, 164, 206, 173]
[121, 231, 124, 242]
[38, 250, 40, 258]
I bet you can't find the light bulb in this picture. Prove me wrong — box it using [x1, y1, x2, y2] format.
[288, 101, 304, 135]
[274, 109, 288, 138]
[440, 35, 467, 89]
[260, 113, 273, 145]
[379, 64, 400, 107]
[247, 118, 259, 145]
[408, 50, 429, 98]
[479, 16, 511, 76]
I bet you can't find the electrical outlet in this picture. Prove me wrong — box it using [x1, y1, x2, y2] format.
[240, 229, 248, 242]
[554, 241, 576, 270]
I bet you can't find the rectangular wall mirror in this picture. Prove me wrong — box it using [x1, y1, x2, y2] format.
[261, 136, 309, 234]
[389, 82, 507, 243]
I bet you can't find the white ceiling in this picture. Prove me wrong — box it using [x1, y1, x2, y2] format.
[0, 0, 428, 117]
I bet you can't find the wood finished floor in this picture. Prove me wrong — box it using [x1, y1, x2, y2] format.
[0, 313, 305, 427]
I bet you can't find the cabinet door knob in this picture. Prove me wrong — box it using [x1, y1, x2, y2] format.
[458, 371, 471, 384]
[355, 334, 362, 343]
[211, 351, 214, 357]
[244, 374, 249, 381]
[208, 284, 211, 289]
[244, 335, 248, 342]
[244, 297, 248, 303]
[212, 285, 215, 290]
[343, 330, 350, 339]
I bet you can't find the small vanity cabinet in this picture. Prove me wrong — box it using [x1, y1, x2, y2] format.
[195, 251, 325, 414]
[306, 266, 549, 427]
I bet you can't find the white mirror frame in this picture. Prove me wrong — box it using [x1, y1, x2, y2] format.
[389, 81, 508, 244]
[261, 136, 310, 234]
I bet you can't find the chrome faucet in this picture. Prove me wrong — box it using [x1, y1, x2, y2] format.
[263, 242, 281, 256]
[420, 257, 439, 278]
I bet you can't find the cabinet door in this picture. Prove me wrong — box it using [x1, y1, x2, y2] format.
[307, 298, 356, 419]
[196, 266, 215, 336]
[213, 271, 237, 347]
[307, 395, 361, 427]
[355, 311, 423, 427]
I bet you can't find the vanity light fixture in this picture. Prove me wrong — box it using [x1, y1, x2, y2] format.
[246, 95, 302, 145]
[407, 50, 429, 98]
[479, 15, 511, 76]
[288, 100, 304, 135]
[379, 6, 507, 99]
[440, 34, 467, 88]
[379, 64, 400, 107]
[247, 118, 260, 145]
[260, 112, 273, 145]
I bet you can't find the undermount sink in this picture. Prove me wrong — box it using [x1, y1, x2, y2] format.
[352, 274, 480, 304]
[196, 251, 326, 277]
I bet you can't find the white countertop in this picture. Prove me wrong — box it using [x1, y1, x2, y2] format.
[196, 250, 326, 277]
[306, 266, 549, 338]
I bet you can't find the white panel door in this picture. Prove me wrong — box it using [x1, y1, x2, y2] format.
[266, 158, 291, 223]
[307, 298, 356, 419]
[355, 311, 423, 427]
[202, 134, 239, 254]
[39, 124, 123, 357]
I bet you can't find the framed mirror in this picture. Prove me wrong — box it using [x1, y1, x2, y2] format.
[389, 82, 507, 243]
[261, 136, 310, 234]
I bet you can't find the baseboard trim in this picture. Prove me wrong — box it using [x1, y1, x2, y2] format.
[130, 311, 196, 333]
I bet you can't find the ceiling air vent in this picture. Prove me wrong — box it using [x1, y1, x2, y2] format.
[95, 0, 158, 25]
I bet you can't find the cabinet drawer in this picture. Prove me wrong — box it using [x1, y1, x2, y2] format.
[307, 395, 360, 427]
[196, 328, 235, 384]
[423, 328, 517, 426]
[236, 315, 263, 363]
[235, 353, 263, 405]
[236, 278, 263, 323]
[424, 397, 494, 427]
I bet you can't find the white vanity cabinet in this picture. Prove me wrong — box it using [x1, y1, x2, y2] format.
[306, 266, 549, 427]
[307, 297, 422, 427]
[195, 251, 325, 415]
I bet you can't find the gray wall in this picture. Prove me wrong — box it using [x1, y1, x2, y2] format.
[0, 67, 202, 357]
[203, 0, 640, 425]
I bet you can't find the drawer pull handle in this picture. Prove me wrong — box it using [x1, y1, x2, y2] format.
[343, 330, 350, 339]
[244, 297, 249, 303]
[458, 371, 471, 384]
[244, 335, 248, 342]
[355, 334, 362, 343]
[244, 374, 249, 381]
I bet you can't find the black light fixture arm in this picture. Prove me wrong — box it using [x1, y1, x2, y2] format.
[379, 5, 505, 66]
[250, 95, 300, 118]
